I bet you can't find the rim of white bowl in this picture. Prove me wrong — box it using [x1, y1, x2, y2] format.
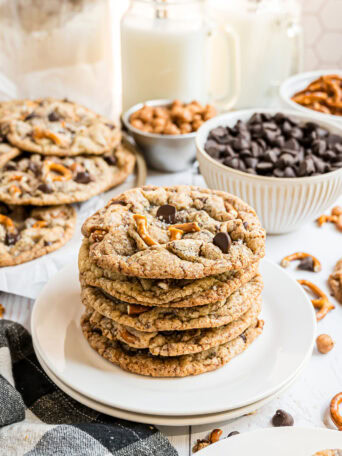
[122, 99, 197, 140]
[196, 107, 342, 183]
[279, 69, 342, 123]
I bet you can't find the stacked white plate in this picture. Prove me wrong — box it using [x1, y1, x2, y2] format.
[31, 258, 316, 426]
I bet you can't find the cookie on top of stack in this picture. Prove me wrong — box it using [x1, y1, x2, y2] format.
[0, 98, 136, 267]
[79, 185, 266, 377]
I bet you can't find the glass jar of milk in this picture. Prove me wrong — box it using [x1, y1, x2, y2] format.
[208, 0, 303, 109]
[121, 0, 240, 112]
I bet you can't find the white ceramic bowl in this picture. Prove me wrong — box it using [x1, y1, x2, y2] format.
[280, 69, 342, 125]
[196, 108, 342, 234]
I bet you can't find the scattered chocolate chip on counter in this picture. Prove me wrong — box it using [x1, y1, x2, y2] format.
[316, 334, 335, 354]
[130, 100, 216, 135]
[227, 431, 240, 437]
[272, 409, 294, 427]
[205, 113, 342, 177]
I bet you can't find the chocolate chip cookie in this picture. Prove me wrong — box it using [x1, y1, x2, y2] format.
[0, 143, 136, 205]
[81, 312, 263, 377]
[87, 297, 261, 357]
[0, 98, 121, 156]
[80, 275, 263, 332]
[0, 203, 76, 266]
[81, 186, 265, 279]
[79, 238, 259, 307]
[329, 259, 342, 304]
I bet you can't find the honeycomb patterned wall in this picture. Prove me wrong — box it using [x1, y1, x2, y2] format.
[300, 0, 342, 70]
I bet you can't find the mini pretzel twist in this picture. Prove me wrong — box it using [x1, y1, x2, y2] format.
[0, 214, 16, 233]
[33, 126, 65, 145]
[133, 214, 158, 247]
[43, 161, 72, 182]
[297, 279, 335, 321]
[330, 392, 342, 430]
[281, 252, 321, 272]
[32, 220, 48, 229]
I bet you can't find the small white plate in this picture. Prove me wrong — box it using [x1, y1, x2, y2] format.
[34, 343, 308, 426]
[200, 427, 342, 456]
[31, 258, 316, 417]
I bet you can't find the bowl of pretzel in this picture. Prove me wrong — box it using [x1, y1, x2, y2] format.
[280, 70, 342, 123]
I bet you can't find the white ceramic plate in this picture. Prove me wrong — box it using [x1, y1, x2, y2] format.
[200, 427, 342, 456]
[34, 344, 308, 426]
[31, 258, 316, 416]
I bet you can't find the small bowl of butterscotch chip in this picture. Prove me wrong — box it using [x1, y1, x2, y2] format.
[123, 99, 216, 172]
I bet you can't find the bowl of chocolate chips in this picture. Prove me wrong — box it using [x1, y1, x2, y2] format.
[196, 109, 342, 233]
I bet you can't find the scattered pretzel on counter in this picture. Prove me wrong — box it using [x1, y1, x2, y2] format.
[192, 428, 223, 453]
[133, 214, 158, 246]
[297, 279, 335, 321]
[317, 206, 342, 232]
[42, 162, 72, 182]
[292, 74, 342, 116]
[330, 393, 342, 431]
[281, 252, 321, 272]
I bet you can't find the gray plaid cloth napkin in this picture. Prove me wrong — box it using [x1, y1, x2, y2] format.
[0, 319, 178, 456]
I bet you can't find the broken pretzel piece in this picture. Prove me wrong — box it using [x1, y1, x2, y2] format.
[168, 227, 183, 241]
[0, 214, 16, 233]
[297, 279, 335, 321]
[43, 161, 72, 182]
[127, 304, 149, 315]
[168, 222, 201, 241]
[330, 392, 342, 431]
[281, 252, 321, 272]
[32, 220, 48, 229]
[33, 126, 66, 146]
[133, 214, 158, 247]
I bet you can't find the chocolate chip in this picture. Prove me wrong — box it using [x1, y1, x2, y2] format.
[4, 162, 16, 171]
[74, 171, 92, 184]
[297, 257, 315, 271]
[37, 183, 53, 194]
[227, 431, 240, 438]
[240, 333, 247, 343]
[284, 166, 296, 178]
[103, 155, 117, 166]
[157, 204, 176, 224]
[272, 409, 294, 427]
[213, 232, 231, 254]
[28, 162, 41, 177]
[256, 162, 273, 173]
[48, 111, 61, 122]
[0, 202, 10, 215]
[5, 232, 19, 246]
[243, 221, 249, 229]
[44, 240, 53, 247]
[24, 112, 39, 121]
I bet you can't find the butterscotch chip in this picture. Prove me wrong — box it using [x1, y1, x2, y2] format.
[0, 204, 76, 266]
[81, 186, 265, 279]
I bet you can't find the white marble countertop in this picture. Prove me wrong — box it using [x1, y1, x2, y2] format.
[1, 168, 341, 456]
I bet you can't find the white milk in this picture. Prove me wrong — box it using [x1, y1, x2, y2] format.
[209, 0, 302, 109]
[121, 15, 208, 112]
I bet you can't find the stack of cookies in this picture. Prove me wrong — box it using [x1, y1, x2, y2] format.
[79, 186, 266, 378]
[0, 98, 135, 267]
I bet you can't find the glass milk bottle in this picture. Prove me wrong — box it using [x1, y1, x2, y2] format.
[208, 0, 303, 109]
[121, 0, 240, 112]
